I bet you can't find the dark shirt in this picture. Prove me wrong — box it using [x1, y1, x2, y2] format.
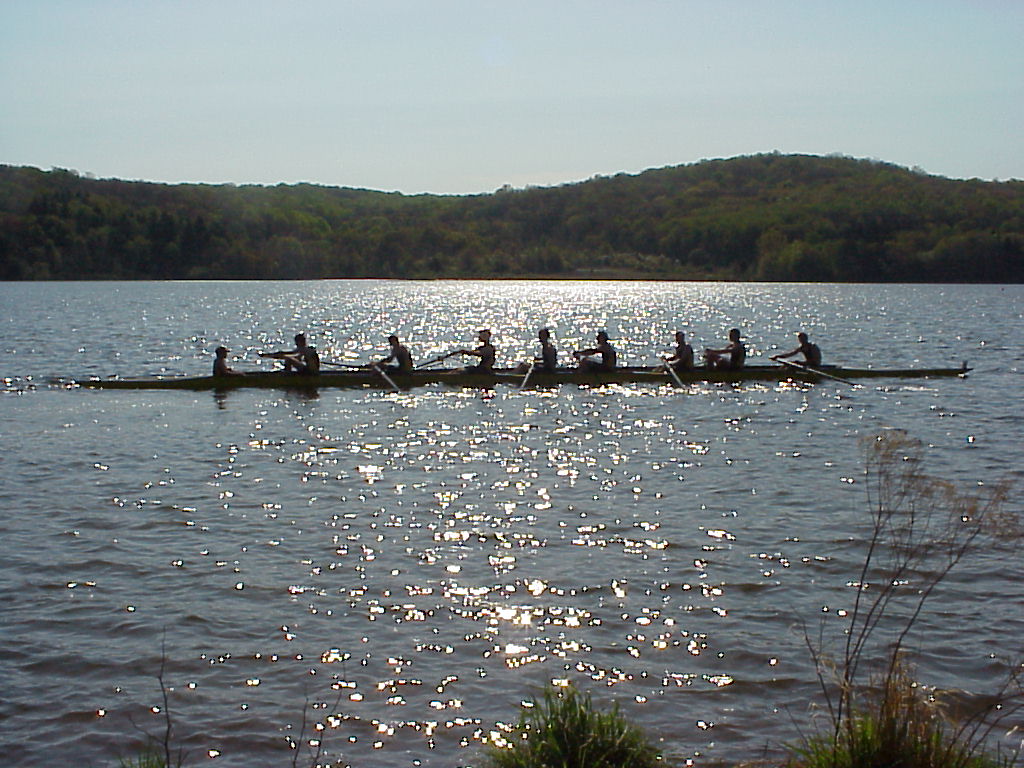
[672, 343, 695, 370]
[801, 342, 822, 367]
[470, 342, 495, 372]
[578, 341, 616, 370]
[728, 342, 746, 369]
[385, 344, 414, 373]
[539, 341, 557, 372]
[296, 346, 320, 375]
[599, 342, 617, 370]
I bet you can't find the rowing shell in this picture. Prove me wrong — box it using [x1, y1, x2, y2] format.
[74, 363, 972, 391]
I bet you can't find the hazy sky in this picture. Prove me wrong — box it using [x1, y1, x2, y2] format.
[2, 1, 1021, 194]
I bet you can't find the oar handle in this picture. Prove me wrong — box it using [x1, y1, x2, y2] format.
[415, 353, 450, 370]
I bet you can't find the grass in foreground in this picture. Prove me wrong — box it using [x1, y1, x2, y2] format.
[482, 684, 661, 768]
[118, 750, 178, 768]
[787, 663, 1018, 768]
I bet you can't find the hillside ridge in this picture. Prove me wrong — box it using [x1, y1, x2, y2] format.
[2, 153, 1022, 281]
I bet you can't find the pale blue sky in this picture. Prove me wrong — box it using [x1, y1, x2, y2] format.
[2, 1, 1021, 193]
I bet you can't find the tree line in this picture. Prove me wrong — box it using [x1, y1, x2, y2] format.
[1, 153, 1022, 281]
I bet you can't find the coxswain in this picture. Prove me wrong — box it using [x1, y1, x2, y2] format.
[663, 330, 695, 371]
[705, 328, 746, 370]
[259, 333, 320, 375]
[213, 346, 243, 377]
[447, 329, 496, 372]
[574, 331, 617, 372]
[376, 334, 414, 374]
[771, 331, 822, 367]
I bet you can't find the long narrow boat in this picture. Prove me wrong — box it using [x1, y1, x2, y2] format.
[75, 363, 972, 391]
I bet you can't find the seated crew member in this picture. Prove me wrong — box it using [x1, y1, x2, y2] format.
[537, 327, 558, 372]
[259, 332, 320, 375]
[515, 327, 558, 374]
[704, 328, 746, 370]
[213, 346, 243, 377]
[573, 331, 617, 372]
[771, 331, 822, 367]
[446, 329, 496, 373]
[663, 330, 695, 371]
[375, 334, 414, 374]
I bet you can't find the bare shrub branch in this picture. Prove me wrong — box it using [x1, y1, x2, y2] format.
[796, 430, 1021, 768]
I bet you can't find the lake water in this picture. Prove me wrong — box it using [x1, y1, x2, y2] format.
[1, 280, 1022, 767]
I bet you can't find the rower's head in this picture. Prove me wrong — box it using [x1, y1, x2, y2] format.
[597, 331, 608, 342]
[538, 328, 550, 341]
[295, 333, 307, 346]
[728, 328, 741, 342]
[388, 334, 399, 345]
[675, 330, 686, 343]
[215, 346, 229, 359]
[478, 329, 491, 342]
[797, 332, 809, 343]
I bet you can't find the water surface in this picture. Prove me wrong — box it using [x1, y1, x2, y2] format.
[1, 280, 1021, 767]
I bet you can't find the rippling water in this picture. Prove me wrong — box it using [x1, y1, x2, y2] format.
[1, 280, 1022, 767]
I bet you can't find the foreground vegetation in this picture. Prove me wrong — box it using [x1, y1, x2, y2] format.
[482, 685, 661, 768]
[788, 664, 1018, 768]
[117, 432, 1021, 767]
[787, 432, 1021, 768]
[2, 154, 1023, 281]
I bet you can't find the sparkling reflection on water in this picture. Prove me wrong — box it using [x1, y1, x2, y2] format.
[1, 281, 1022, 767]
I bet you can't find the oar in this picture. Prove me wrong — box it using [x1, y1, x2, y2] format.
[415, 353, 450, 370]
[372, 363, 401, 392]
[519, 361, 535, 390]
[775, 358, 856, 386]
[660, 362, 686, 389]
[319, 360, 364, 369]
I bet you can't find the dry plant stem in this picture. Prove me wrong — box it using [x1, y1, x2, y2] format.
[290, 693, 309, 768]
[312, 683, 348, 767]
[291, 678, 349, 768]
[804, 430, 1019, 767]
[126, 630, 183, 767]
[159, 635, 173, 768]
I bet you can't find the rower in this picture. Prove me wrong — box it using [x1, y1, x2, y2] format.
[771, 331, 822, 367]
[536, 327, 558, 372]
[213, 346, 243, 377]
[705, 328, 746, 370]
[446, 329, 496, 372]
[259, 333, 320, 375]
[515, 327, 558, 374]
[376, 334, 414, 374]
[663, 331, 695, 371]
[574, 331, 617, 372]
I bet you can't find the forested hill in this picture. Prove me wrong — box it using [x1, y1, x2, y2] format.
[1, 154, 1022, 281]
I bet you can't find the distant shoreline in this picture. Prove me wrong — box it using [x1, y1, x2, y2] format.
[4, 274, 1021, 284]
[4, 154, 1022, 282]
